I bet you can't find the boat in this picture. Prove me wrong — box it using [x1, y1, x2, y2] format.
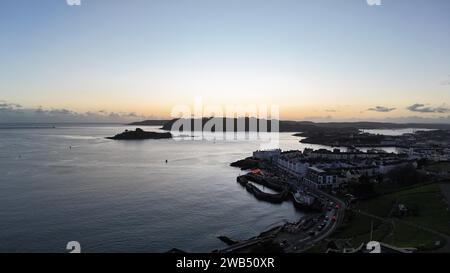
[291, 189, 316, 210]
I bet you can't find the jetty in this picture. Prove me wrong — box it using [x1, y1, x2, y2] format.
[236, 175, 289, 203]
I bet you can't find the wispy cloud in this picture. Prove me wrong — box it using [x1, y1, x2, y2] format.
[0, 100, 155, 123]
[0, 101, 22, 111]
[406, 103, 450, 113]
[367, 106, 396, 112]
[303, 115, 333, 122]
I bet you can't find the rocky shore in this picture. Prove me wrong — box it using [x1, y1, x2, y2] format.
[230, 157, 260, 170]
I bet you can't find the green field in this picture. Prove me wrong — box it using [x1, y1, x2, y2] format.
[330, 183, 450, 251]
[360, 183, 450, 235]
[426, 162, 450, 173]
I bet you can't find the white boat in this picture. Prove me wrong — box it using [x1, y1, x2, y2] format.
[292, 190, 315, 209]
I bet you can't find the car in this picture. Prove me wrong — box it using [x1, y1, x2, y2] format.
[335, 204, 340, 209]
[331, 216, 337, 222]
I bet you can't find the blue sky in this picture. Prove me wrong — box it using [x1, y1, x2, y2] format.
[1, 0, 450, 122]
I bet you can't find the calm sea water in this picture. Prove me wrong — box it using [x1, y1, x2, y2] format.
[0, 124, 414, 252]
[0, 124, 332, 253]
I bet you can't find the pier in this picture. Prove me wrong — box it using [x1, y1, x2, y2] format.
[237, 175, 289, 203]
[226, 160, 347, 253]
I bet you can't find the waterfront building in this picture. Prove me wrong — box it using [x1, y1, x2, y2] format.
[253, 149, 281, 162]
[271, 147, 426, 189]
[303, 167, 339, 189]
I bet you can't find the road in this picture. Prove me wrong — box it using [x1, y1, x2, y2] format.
[219, 163, 347, 253]
[290, 186, 346, 251]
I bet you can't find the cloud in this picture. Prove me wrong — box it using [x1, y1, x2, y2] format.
[367, 106, 396, 112]
[406, 103, 450, 113]
[125, 112, 138, 117]
[49, 109, 74, 115]
[325, 109, 337, 112]
[303, 115, 333, 122]
[0, 100, 156, 123]
[0, 102, 22, 111]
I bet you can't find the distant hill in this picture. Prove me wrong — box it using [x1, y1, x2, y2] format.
[304, 121, 450, 130]
[128, 120, 170, 126]
[129, 118, 450, 132]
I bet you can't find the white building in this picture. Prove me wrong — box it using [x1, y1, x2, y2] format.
[303, 167, 339, 189]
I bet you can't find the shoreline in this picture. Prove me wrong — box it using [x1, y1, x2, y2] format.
[216, 156, 346, 253]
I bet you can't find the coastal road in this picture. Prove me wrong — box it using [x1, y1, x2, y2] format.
[220, 164, 347, 253]
[293, 187, 346, 251]
[218, 188, 346, 253]
[268, 165, 347, 252]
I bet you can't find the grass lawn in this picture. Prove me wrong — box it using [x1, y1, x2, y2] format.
[331, 183, 450, 250]
[426, 162, 450, 172]
[334, 213, 382, 238]
[360, 183, 450, 235]
[383, 222, 444, 250]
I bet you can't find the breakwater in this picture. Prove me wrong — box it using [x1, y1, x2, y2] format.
[236, 175, 289, 203]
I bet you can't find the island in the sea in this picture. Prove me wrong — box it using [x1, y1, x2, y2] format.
[107, 128, 172, 140]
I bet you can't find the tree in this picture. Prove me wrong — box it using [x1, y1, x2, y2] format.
[387, 164, 425, 186]
[348, 175, 376, 199]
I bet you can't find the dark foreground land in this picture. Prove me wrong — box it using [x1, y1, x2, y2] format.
[226, 155, 450, 253]
[309, 179, 450, 253]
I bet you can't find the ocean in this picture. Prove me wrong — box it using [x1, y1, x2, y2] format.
[0, 124, 316, 253]
[0, 124, 415, 252]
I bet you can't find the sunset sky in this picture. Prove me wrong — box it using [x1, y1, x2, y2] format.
[1, 0, 450, 123]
